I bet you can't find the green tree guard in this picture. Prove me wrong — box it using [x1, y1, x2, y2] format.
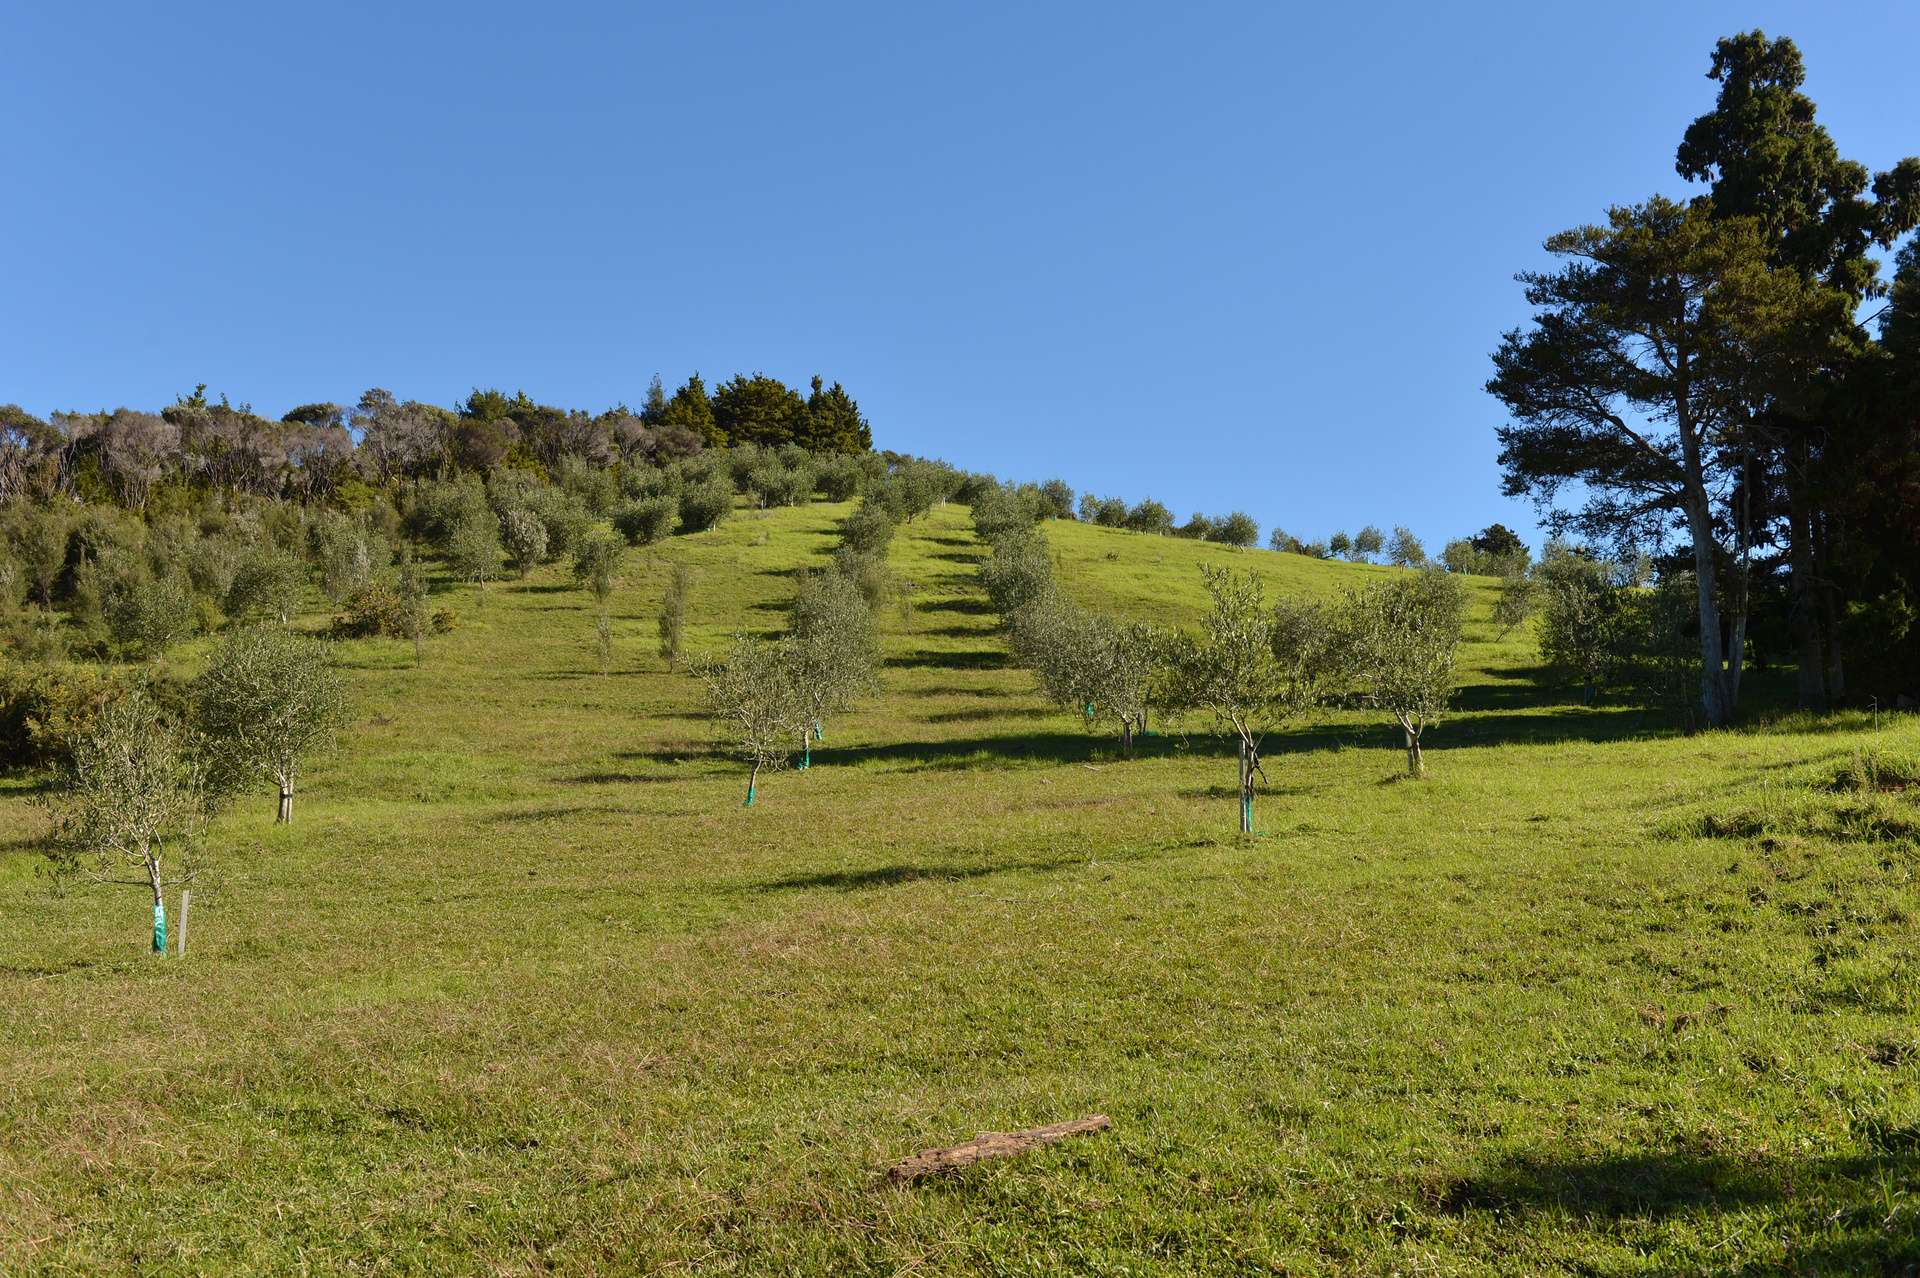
[152, 900, 167, 954]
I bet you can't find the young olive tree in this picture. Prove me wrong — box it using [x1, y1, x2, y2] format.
[43, 692, 205, 953]
[194, 626, 349, 823]
[979, 528, 1054, 618]
[446, 506, 503, 588]
[658, 561, 692, 671]
[395, 546, 430, 665]
[1010, 592, 1168, 758]
[1491, 565, 1539, 638]
[1172, 567, 1330, 833]
[572, 528, 623, 604]
[692, 632, 801, 806]
[1340, 568, 1466, 776]
[1387, 526, 1427, 568]
[1537, 552, 1628, 703]
[502, 507, 549, 577]
[573, 528, 623, 671]
[786, 566, 879, 766]
[228, 542, 305, 624]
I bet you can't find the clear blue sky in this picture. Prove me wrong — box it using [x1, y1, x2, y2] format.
[5, 2, 1916, 548]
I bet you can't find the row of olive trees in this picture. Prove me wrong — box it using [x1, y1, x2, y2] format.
[973, 503, 1469, 829]
[41, 626, 348, 951]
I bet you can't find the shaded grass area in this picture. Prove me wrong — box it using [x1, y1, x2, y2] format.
[1, 501, 1917, 1274]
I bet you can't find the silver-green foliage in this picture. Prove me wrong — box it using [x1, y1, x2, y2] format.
[572, 528, 623, 605]
[692, 632, 801, 802]
[445, 507, 503, 586]
[194, 626, 349, 823]
[502, 507, 549, 576]
[787, 567, 878, 745]
[1009, 591, 1168, 756]
[1339, 568, 1466, 775]
[42, 692, 205, 916]
[227, 543, 306, 624]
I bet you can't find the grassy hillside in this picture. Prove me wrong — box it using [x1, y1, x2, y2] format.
[2, 501, 1916, 1275]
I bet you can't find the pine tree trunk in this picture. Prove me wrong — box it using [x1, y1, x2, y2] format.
[1788, 446, 1827, 711]
[1683, 491, 1732, 728]
[1815, 514, 1845, 700]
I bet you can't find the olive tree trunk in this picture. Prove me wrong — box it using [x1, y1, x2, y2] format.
[1237, 738, 1254, 834]
[147, 853, 166, 954]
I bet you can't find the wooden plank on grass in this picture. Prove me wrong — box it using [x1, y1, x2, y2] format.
[884, 1115, 1112, 1183]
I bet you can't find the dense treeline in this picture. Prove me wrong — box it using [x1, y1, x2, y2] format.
[1489, 30, 1920, 722]
[0, 371, 872, 510]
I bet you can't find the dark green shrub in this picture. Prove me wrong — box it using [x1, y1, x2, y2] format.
[678, 478, 734, 533]
[840, 504, 895, 557]
[613, 496, 677, 546]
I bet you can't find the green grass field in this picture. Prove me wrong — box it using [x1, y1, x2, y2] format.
[3, 501, 1917, 1275]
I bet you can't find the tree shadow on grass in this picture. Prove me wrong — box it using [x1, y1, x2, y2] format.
[1436, 1143, 1920, 1275]
[924, 705, 1054, 724]
[0, 956, 100, 979]
[914, 624, 1000, 639]
[486, 802, 641, 824]
[828, 731, 1102, 771]
[752, 837, 1200, 893]
[885, 649, 1008, 671]
[562, 766, 732, 784]
[920, 596, 994, 616]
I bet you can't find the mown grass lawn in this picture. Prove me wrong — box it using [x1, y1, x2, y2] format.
[2, 501, 1916, 1275]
